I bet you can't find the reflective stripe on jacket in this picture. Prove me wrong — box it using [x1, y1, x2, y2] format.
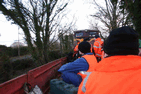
[78, 54, 97, 79]
[93, 38, 103, 57]
[78, 55, 141, 94]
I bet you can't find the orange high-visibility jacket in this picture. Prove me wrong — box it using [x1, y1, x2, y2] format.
[93, 38, 103, 57]
[73, 44, 79, 57]
[90, 44, 93, 53]
[101, 50, 105, 60]
[78, 55, 141, 94]
[78, 54, 97, 79]
[74, 44, 79, 52]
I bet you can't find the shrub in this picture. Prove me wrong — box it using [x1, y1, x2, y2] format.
[48, 50, 61, 62]
[0, 54, 13, 84]
[12, 59, 34, 70]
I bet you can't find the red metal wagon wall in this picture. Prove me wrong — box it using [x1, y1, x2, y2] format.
[0, 57, 67, 94]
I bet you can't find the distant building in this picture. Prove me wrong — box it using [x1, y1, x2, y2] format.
[10, 42, 26, 48]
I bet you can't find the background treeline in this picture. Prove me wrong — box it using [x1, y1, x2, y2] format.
[0, 45, 62, 84]
[0, 45, 30, 57]
[0, 45, 66, 60]
[0, 34, 74, 84]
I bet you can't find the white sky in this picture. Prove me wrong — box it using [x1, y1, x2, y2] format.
[0, 0, 105, 47]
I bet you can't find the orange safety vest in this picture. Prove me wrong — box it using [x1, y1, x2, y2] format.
[73, 44, 79, 57]
[93, 38, 103, 57]
[77, 54, 97, 80]
[74, 44, 79, 52]
[90, 44, 93, 53]
[101, 50, 104, 59]
[78, 55, 141, 94]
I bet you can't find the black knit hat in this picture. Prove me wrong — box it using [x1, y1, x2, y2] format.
[95, 34, 100, 38]
[78, 41, 91, 53]
[103, 26, 139, 55]
[83, 37, 90, 41]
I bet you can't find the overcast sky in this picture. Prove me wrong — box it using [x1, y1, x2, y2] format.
[0, 0, 105, 47]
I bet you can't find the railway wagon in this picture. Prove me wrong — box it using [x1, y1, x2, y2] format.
[0, 29, 100, 94]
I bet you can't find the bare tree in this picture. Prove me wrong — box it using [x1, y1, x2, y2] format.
[88, 20, 109, 39]
[89, 0, 132, 34]
[58, 26, 75, 56]
[120, 0, 141, 38]
[0, 0, 74, 65]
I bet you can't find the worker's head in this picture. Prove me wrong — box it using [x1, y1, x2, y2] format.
[103, 26, 139, 56]
[83, 37, 90, 42]
[95, 34, 100, 38]
[78, 41, 91, 54]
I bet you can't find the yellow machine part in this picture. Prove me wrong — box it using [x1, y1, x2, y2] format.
[74, 38, 95, 43]
[74, 38, 84, 42]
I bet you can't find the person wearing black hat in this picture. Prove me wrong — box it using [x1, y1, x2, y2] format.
[78, 26, 141, 94]
[83, 37, 90, 42]
[93, 34, 104, 62]
[83, 37, 93, 53]
[58, 41, 97, 87]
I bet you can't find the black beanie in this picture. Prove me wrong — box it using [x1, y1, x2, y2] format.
[103, 26, 139, 55]
[84, 37, 90, 41]
[95, 34, 100, 38]
[78, 41, 91, 54]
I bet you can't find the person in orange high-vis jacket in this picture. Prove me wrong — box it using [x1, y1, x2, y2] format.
[58, 41, 97, 87]
[77, 53, 97, 80]
[78, 26, 141, 94]
[100, 50, 104, 60]
[93, 35, 104, 62]
[73, 41, 80, 58]
[83, 37, 93, 53]
[77, 41, 97, 80]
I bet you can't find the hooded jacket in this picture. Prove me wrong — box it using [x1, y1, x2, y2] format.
[78, 55, 141, 94]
